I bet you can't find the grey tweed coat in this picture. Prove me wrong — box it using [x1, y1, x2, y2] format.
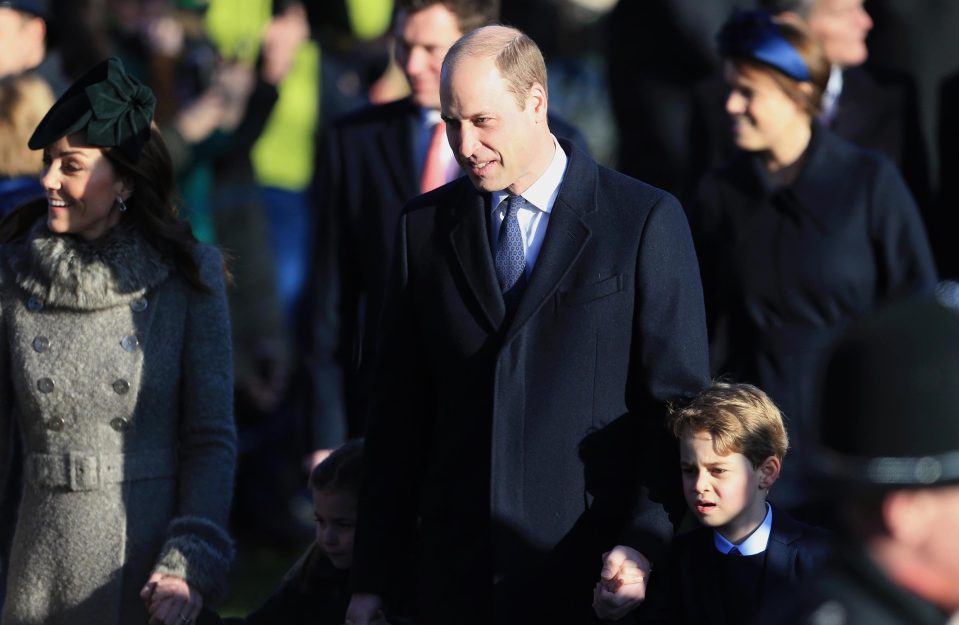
[0, 218, 237, 625]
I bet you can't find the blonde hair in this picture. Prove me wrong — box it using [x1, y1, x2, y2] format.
[730, 17, 830, 116]
[669, 381, 789, 467]
[442, 24, 547, 110]
[0, 74, 54, 177]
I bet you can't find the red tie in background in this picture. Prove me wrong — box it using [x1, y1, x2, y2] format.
[421, 121, 447, 193]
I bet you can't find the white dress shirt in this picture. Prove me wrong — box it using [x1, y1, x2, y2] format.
[489, 135, 568, 275]
[713, 503, 773, 555]
[819, 66, 844, 127]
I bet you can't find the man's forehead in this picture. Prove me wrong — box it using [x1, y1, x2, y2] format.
[442, 56, 497, 96]
[395, 4, 464, 38]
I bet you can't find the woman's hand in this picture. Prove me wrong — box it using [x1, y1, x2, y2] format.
[140, 573, 203, 625]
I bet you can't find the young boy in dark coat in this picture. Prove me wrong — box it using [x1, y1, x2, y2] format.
[594, 382, 832, 624]
[198, 440, 363, 625]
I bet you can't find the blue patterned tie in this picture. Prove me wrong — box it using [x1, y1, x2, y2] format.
[495, 195, 527, 295]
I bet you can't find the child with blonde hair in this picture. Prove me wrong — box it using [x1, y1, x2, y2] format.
[595, 382, 832, 624]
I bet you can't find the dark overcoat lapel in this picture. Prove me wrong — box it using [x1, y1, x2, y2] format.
[506, 147, 594, 342]
[448, 191, 505, 332]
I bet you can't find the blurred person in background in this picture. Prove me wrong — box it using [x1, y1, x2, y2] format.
[0, 74, 54, 217]
[770, 291, 959, 625]
[691, 11, 936, 525]
[757, 0, 931, 260]
[161, 0, 315, 547]
[197, 441, 366, 625]
[865, 0, 959, 240]
[0, 70, 53, 612]
[605, 0, 740, 204]
[0, 0, 68, 93]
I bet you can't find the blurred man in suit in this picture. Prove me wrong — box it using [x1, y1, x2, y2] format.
[0, 0, 66, 93]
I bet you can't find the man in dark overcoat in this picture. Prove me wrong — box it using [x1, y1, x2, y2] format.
[345, 25, 709, 625]
[308, 0, 587, 442]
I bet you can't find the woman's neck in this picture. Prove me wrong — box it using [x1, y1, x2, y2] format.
[763, 121, 812, 187]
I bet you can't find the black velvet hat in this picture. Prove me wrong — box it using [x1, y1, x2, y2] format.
[28, 57, 156, 160]
[815, 286, 959, 488]
[0, 0, 48, 18]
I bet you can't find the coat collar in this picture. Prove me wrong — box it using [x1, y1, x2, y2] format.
[731, 123, 851, 233]
[7, 217, 170, 310]
[375, 97, 420, 203]
[447, 139, 594, 336]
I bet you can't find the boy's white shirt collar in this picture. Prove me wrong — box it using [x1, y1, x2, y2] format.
[491, 135, 566, 214]
[713, 503, 772, 556]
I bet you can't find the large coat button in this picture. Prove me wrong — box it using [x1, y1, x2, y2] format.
[120, 335, 139, 352]
[110, 417, 131, 431]
[112, 379, 131, 395]
[130, 298, 148, 312]
[37, 377, 54, 393]
[46, 417, 65, 431]
[27, 297, 43, 312]
[32, 336, 50, 352]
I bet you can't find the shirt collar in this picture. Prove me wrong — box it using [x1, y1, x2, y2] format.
[713, 503, 772, 556]
[421, 107, 443, 129]
[491, 135, 567, 215]
[825, 65, 843, 100]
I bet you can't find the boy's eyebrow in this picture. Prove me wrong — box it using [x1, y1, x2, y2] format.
[679, 460, 731, 467]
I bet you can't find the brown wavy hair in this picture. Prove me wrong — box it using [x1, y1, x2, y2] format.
[669, 381, 789, 467]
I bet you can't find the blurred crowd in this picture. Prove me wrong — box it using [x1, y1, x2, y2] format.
[3, 0, 959, 565]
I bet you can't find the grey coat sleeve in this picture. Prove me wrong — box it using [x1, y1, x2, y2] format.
[153, 245, 238, 604]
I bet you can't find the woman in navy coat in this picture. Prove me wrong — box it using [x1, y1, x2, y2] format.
[691, 12, 936, 515]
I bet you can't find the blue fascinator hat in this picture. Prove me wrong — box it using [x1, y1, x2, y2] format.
[717, 10, 811, 82]
[28, 57, 157, 160]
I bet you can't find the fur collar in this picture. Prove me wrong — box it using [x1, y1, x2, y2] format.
[7, 218, 170, 310]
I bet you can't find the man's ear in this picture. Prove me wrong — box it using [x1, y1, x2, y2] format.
[758, 455, 782, 490]
[25, 15, 46, 45]
[527, 82, 548, 122]
[883, 489, 934, 546]
[778, 11, 806, 28]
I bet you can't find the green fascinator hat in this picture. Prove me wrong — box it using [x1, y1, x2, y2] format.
[28, 57, 157, 160]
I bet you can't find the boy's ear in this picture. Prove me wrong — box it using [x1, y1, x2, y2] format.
[757, 456, 781, 490]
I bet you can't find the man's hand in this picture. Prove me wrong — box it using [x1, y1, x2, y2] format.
[592, 545, 652, 621]
[344, 592, 388, 625]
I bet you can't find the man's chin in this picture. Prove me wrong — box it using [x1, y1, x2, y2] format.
[466, 174, 502, 193]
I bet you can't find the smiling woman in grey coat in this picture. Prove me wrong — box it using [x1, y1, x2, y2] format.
[0, 57, 236, 625]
